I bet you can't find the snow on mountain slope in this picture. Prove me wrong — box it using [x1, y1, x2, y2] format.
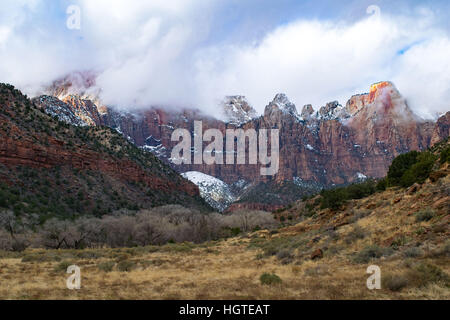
[32, 95, 90, 127]
[181, 171, 236, 212]
[222, 95, 258, 126]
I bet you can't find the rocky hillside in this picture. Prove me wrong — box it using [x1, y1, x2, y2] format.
[34, 74, 450, 211]
[0, 84, 210, 221]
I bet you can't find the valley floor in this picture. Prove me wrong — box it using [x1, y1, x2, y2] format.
[0, 237, 448, 300]
[0, 170, 449, 300]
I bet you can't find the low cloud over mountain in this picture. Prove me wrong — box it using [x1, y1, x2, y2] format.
[1, 1, 450, 119]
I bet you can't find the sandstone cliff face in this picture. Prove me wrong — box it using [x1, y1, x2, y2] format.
[0, 84, 208, 214]
[431, 111, 450, 146]
[36, 78, 450, 208]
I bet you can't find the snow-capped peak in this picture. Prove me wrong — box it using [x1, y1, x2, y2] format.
[222, 95, 258, 126]
[272, 93, 297, 114]
[265, 93, 303, 122]
[316, 101, 350, 121]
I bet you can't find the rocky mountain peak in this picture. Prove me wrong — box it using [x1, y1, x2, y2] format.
[301, 104, 314, 119]
[222, 95, 258, 126]
[264, 93, 302, 121]
[318, 101, 349, 121]
[368, 81, 397, 104]
[272, 93, 297, 113]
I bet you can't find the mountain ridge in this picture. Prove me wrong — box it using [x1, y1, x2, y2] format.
[31, 76, 450, 210]
[0, 83, 211, 220]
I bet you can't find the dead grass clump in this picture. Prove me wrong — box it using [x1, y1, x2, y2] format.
[383, 274, 408, 292]
[304, 264, 330, 277]
[406, 262, 450, 288]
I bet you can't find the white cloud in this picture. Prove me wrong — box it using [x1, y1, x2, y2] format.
[0, 1, 449, 119]
[195, 10, 450, 119]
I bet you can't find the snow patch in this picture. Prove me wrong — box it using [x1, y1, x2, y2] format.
[181, 171, 235, 212]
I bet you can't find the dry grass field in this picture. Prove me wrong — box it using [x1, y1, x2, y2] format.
[0, 169, 449, 300]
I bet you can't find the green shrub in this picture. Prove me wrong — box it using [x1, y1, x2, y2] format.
[320, 188, 346, 210]
[440, 146, 450, 164]
[260, 273, 282, 285]
[414, 208, 435, 222]
[320, 180, 377, 210]
[376, 178, 387, 191]
[387, 151, 420, 186]
[98, 261, 115, 272]
[116, 260, 137, 272]
[400, 152, 437, 187]
[54, 260, 74, 272]
[230, 227, 241, 236]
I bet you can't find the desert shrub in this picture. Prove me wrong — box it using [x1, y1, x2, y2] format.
[21, 251, 62, 263]
[75, 250, 103, 260]
[54, 260, 74, 272]
[353, 245, 393, 263]
[403, 247, 423, 258]
[260, 273, 282, 285]
[390, 235, 409, 250]
[345, 225, 367, 244]
[250, 234, 307, 258]
[162, 242, 195, 253]
[383, 274, 408, 292]
[406, 263, 450, 288]
[98, 261, 115, 272]
[414, 208, 435, 222]
[116, 260, 137, 272]
[304, 265, 330, 277]
[350, 210, 371, 223]
[276, 248, 294, 264]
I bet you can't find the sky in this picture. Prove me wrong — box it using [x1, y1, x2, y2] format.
[0, 0, 450, 119]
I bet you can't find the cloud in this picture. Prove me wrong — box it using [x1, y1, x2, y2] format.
[195, 9, 450, 119]
[0, 1, 449, 119]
